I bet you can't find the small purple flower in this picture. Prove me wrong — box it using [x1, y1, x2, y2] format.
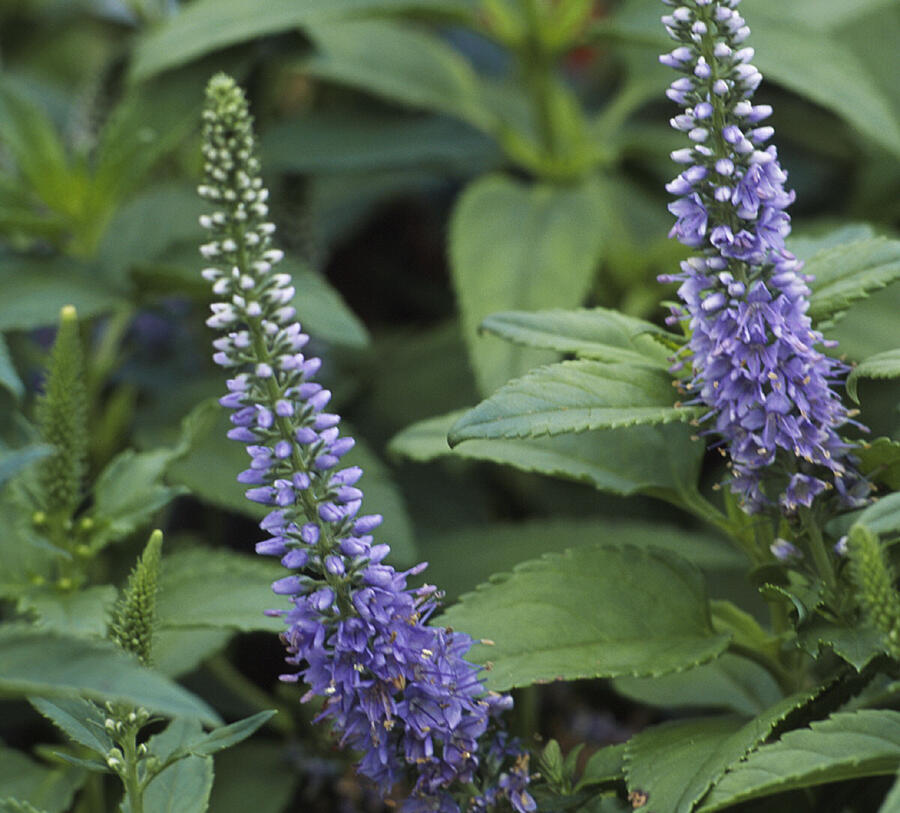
[199, 74, 532, 812]
[658, 0, 868, 513]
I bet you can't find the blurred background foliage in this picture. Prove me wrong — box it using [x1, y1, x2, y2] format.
[0, 0, 898, 810]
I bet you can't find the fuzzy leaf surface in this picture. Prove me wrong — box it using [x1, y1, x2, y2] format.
[806, 237, 900, 327]
[390, 410, 704, 503]
[450, 175, 605, 394]
[438, 544, 729, 691]
[699, 710, 900, 810]
[28, 697, 112, 756]
[448, 360, 698, 446]
[0, 626, 220, 725]
[847, 348, 900, 402]
[479, 308, 672, 366]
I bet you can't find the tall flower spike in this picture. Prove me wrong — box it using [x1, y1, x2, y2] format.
[658, 0, 869, 513]
[198, 74, 533, 812]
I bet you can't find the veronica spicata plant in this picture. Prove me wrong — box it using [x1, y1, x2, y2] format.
[198, 73, 533, 812]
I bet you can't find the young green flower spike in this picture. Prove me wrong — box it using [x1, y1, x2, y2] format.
[36, 304, 88, 516]
[848, 524, 900, 659]
[109, 530, 163, 666]
[199, 74, 533, 812]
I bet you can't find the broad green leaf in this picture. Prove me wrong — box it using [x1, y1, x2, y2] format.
[262, 111, 498, 174]
[144, 720, 213, 813]
[448, 360, 699, 446]
[0, 259, 123, 332]
[0, 335, 24, 400]
[18, 585, 117, 638]
[156, 549, 285, 633]
[420, 518, 743, 602]
[0, 445, 51, 489]
[577, 744, 626, 792]
[480, 308, 672, 367]
[606, 2, 900, 156]
[806, 237, 900, 327]
[0, 800, 51, 813]
[304, 20, 492, 132]
[439, 544, 730, 691]
[798, 619, 886, 671]
[153, 629, 232, 678]
[0, 626, 220, 725]
[130, 0, 475, 81]
[858, 438, 900, 491]
[829, 281, 900, 361]
[390, 409, 705, 503]
[97, 183, 204, 281]
[747, 13, 900, 159]
[752, 0, 898, 30]
[854, 492, 900, 540]
[88, 448, 186, 549]
[788, 224, 876, 261]
[848, 348, 900, 402]
[207, 743, 299, 813]
[173, 711, 276, 759]
[450, 174, 605, 394]
[0, 740, 83, 813]
[28, 697, 112, 756]
[699, 710, 900, 811]
[613, 654, 783, 717]
[288, 261, 370, 349]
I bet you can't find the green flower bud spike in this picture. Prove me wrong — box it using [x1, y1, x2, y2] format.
[848, 524, 900, 660]
[36, 304, 88, 518]
[109, 530, 163, 666]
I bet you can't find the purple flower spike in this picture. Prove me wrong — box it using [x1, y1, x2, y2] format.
[658, 0, 869, 514]
[200, 74, 531, 811]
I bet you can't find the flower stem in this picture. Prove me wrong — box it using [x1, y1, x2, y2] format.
[800, 507, 837, 593]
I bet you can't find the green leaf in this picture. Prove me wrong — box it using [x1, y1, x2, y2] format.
[287, 261, 370, 349]
[418, 517, 743, 602]
[805, 237, 900, 327]
[304, 20, 491, 131]
[0, 334, 23, 400]
[798, 619, 886, 671]
[0, 626, 220, 725]
[156, 548, 284, 633]
[206, 743, 299, 813]
[390, 409, 705, 503]
[854, 492, 900, 540]
[480, 308, 673, 367]
[0, 800, 51, 813]
[153, 629, 233, 679]
[613, 654, 783, 717]
[858, 438, 900, 491]
[699, 710, 900, 811]
[28, 697, 112, 756]
[576, 744, 626, 792]
[0, 445, 52, 489]
[0, 259, 123, 332]
[848, 348, 900, 402]
[130, 0, 475, 81]
[262, 110, 498, 175]
[747, 12, 900, 158]
[880, 769, 900, 813]
[450, 174, 605, 394]
[447, 360, 699, 446]
[752, 0, 898, 30]
[144, 720, 213, 813]
[788, 223, 876, 261]
[18, 585, 117, 638]
[88, 448, 186, 550]
[438, 544, 730, 691]
[0, 740, 83, 813]
[174, 711, 276, 759]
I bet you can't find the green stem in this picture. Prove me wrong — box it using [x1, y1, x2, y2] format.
[120, 730, 144, 813]
[727, 640, 796, 695]
[519, 0, 559, 160]
[801, 507, 837, 593]
[675, 489, 759, 563]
